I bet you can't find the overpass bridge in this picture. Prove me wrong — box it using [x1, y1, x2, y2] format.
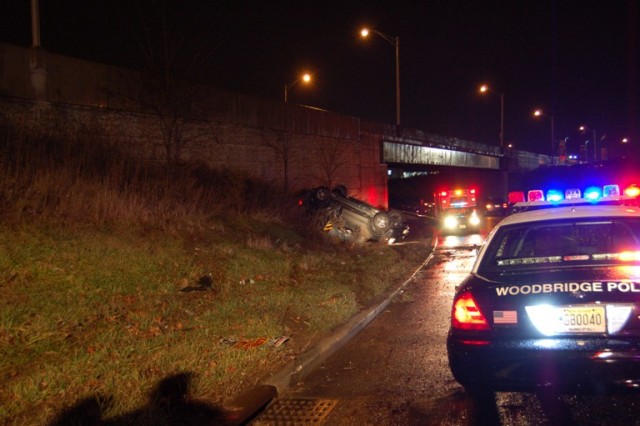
[381, 131, 556, 172]
[378, 129, 560, 199]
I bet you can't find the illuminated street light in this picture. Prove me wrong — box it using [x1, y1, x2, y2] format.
[579, 125, 598, 162]
[479, 84, 505, 149]
[284, 73, 312, 103]
[360, 27, 400, 126]
[622, 137, 629, 143]
[533, 109, 555, 156]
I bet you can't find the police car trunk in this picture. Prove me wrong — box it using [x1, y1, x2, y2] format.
[448, 204, 640, 391]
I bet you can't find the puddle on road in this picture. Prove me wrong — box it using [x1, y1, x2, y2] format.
[409, 389, 500, 426]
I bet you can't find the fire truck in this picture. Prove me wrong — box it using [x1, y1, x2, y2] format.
[433, 188, 478, 216]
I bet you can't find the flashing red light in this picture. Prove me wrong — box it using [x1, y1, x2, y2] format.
[625, 185, 640, 198]
[508, 191, 525, 204]
[527, 189, 545, 202]
[441, 191, 448, 197]
[470, 189, 476, 194]
[452, 291, 490, 330]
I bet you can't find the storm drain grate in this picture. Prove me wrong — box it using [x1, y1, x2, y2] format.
[252, 398, 339, 425]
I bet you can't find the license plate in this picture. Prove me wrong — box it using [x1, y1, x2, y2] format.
[556, 306, 606, 333]
[459, 224, 467, 229]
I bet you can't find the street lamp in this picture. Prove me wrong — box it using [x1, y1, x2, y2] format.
[479, 84, 504, 149]
[360, 27, 400, 126]
[533, 109, 555, 156]
[579, 125, 597, 162]
[284, 73, 312, 103]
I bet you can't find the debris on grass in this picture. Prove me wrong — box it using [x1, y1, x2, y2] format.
[220, 336, 290, 350]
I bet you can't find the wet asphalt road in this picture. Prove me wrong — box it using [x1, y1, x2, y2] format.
[252, 215, 640, 425]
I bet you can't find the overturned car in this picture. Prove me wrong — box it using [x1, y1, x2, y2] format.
[299, 186, 409, 244]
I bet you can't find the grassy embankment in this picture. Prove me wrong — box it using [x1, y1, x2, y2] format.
[0, 122, 432, 424]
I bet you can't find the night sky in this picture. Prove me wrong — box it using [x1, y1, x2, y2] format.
[1, 1, 638, 156]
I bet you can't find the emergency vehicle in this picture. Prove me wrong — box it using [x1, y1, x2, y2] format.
[433, 188, 478, 216]
[434, 188, 481, 234]
[447, 202, 640, 393]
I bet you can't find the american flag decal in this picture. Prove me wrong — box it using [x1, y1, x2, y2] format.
[493, 310, 518, 324]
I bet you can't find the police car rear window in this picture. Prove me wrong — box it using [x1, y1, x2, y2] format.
[479, 218, 640, 273]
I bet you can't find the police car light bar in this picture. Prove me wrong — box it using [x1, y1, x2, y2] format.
[511, 183, 640, 212]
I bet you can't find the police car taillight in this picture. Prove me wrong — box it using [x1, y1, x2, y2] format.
[452, 291, 490, 330]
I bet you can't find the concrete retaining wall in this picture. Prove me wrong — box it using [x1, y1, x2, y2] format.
[0, 43, 389, 206]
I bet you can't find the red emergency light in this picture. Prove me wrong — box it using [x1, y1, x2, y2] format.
[625, 185, 640, 197]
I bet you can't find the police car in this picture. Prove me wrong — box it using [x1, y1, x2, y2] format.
[447, 202, 640, 393]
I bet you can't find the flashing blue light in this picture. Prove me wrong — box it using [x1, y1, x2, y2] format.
[584, 186, 602, 201]
[546, 189, 564, 203]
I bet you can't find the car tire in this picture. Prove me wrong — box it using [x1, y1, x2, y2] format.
[314, 187, 331, 206]
[388, 210, 404, 226]
[332, 185, 348, 198]
[369, 211, 391, 235]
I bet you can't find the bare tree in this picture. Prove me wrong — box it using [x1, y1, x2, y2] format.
[262, 129, 295, 193]
[316, 138, 353, 189]
[132, 0, 214, 172]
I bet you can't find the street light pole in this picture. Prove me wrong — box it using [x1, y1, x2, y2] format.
[394, 35, 400, 127]
[551, 115, 555, 158]
[479, 84, 504, 149]
[360, 28, 400, 127]
[534, 109, 555, 157]
[500, 92, 504, 150]
[579, 125, 597, 162]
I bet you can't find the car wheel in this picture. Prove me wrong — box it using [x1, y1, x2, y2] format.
[388, 210, 404, 226]
[369, 212, 391, 235]
[314, 187, 331, 205]
[332, 185, 347, 197]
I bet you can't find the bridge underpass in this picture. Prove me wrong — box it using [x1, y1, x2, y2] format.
[381, 138, 556, 204]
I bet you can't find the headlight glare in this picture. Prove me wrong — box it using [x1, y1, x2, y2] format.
[444, 216, 458, 229]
